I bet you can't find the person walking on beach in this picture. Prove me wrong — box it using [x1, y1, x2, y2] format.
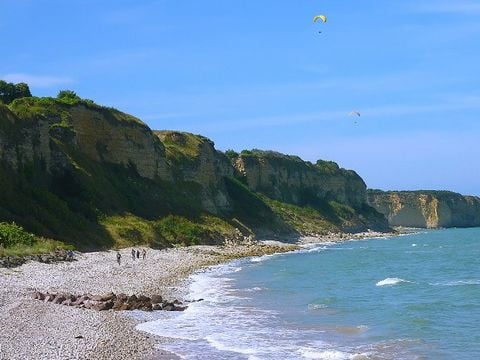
[142, 249, 146, 260]
[131, 249, 136, 261]
[136, 249, 140, 259]
[116, 252, 121, 265]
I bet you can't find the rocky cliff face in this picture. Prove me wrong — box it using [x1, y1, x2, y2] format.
[1, 99, 169, 180]
[367, 190, 480, 228]
[155, 131, 234, 214]
[233, 151, 390, 232]
[234, 151, 367, 208]
[0, 95, 390, 248]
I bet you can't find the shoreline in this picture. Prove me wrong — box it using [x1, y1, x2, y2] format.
[0, 231, 401, 359]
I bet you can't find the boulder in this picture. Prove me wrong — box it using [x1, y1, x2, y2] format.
[100, 292, 116, 301]
[32, 291, 45, 300]
[62, 299, 73, 306]
[93, 301, 114, 311]
[53, 294, 67, 304]
[90, 294, 104, 301]
[117, 293, 128, 302]
[174, 306, 187, 312]
[152, 303, 163, 311]
[113, 303, 131, 311]
[137, 295, 150, 303]
[163, 304, 175, 311]
[44, 294, 55, 302]
[151, 295, 163, 304]
[127, 295, 138, 304]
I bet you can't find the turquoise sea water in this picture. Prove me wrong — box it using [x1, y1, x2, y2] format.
[138, 228, 480, 359]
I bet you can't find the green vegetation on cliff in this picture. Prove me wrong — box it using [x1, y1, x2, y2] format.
[0, 86, 390, 256]
[0, 222, 71, 257]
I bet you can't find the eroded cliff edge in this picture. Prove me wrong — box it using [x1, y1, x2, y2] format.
[0, 94, 389, 250]
[367, 190, 480, 228]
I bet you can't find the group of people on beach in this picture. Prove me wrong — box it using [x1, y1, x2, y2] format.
[115, 248, 146, 265]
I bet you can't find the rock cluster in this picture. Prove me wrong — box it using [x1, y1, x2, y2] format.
[32, 291, 187, 312]
[0, 252, 74, 268]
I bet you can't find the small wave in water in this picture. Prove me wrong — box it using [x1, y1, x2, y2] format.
[430, 279, 480, 286]
[376, 278, 412, 287]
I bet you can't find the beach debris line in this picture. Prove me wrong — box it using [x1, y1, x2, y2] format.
[31, 291, 188, 312]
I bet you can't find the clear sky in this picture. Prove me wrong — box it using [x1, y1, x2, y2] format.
[1, 0, 479, 195]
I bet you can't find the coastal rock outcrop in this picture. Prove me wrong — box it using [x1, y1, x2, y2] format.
[32, 291, 187, 312]
[234, 151, 366, 208]
[1, 94, 390, 249]
[367, 190, 480, 228]
[155, 131, 234, 214]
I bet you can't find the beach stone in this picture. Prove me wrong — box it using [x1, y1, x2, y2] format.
[173, 299, 182, 305]
[117, 293, 128, 302]
[91, 294, 104, 301]
[114, 303, 131, 311]
[82, 300, 95, 309]
[62, 299, 73, 306]
[151, 295, 163, 304]
[101, 292, 116, 301]
[137, 295, 150, 303]
[163, 304, 174, 311]
[32, 291, 44, 300]
[152, 303, 162, 311]
[72, 295, 88, 306]
[53, 294, 66, 304]
[44, 294, 55, 302]
[173, 306, 187, 312]
[127, 295, 138, 304]
[93, 301, 113, 311]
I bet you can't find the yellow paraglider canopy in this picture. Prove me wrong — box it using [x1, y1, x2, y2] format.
[313, 15, 327, 23]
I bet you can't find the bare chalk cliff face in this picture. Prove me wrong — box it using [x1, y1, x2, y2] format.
[0, 100, 169, 180]
[155, 131, 234, 214]
[234, 151, 367, 208]
[368, 190, 480, 228]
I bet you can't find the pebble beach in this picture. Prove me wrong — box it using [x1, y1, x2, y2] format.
[0, 243, 297, 360]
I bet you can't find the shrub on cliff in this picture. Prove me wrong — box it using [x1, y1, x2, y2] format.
[0, 222, 35, 248]
[57, 90, 81, 105]
[0, 80, 32, 104]
[225, 149, 239, 160]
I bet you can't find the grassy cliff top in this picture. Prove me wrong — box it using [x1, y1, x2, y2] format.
[155, 130, 214, 164]
[6, 96, 147, 129]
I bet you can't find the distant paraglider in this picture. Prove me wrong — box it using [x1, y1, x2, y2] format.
[313, 15, 327, 23]
[313, 15, 327, 34]
[349, 111, 361, 124]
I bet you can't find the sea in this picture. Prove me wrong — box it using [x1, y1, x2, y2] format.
[137, 228, 480, 359]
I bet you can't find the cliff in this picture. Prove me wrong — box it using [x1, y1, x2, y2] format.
[0, 92, 389, 251]
[231, 150, 390, 233]
[367, 190, 480, 228]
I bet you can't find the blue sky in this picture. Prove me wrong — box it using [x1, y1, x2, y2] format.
[1, 0, 479, 195]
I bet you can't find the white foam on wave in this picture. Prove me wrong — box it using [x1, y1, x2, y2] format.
[250, 254, 275, 263]
[308, 303, 329, 311]
[411, 244, 417, 247]
[243, 286, 265, 292]
[206, 335, 259, 355]
[376, 278, 412, 287]
[430, 279, 480, 286]
[298, 347, 351, 359]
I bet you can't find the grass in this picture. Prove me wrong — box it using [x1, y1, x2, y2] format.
[102, 213, 240, 248]
[0, 222, 73, 257]
[263, 196, 340, 235]
[0, 238, 73, 257]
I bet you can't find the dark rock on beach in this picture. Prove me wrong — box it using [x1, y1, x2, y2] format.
[32, 291, 186, 312]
